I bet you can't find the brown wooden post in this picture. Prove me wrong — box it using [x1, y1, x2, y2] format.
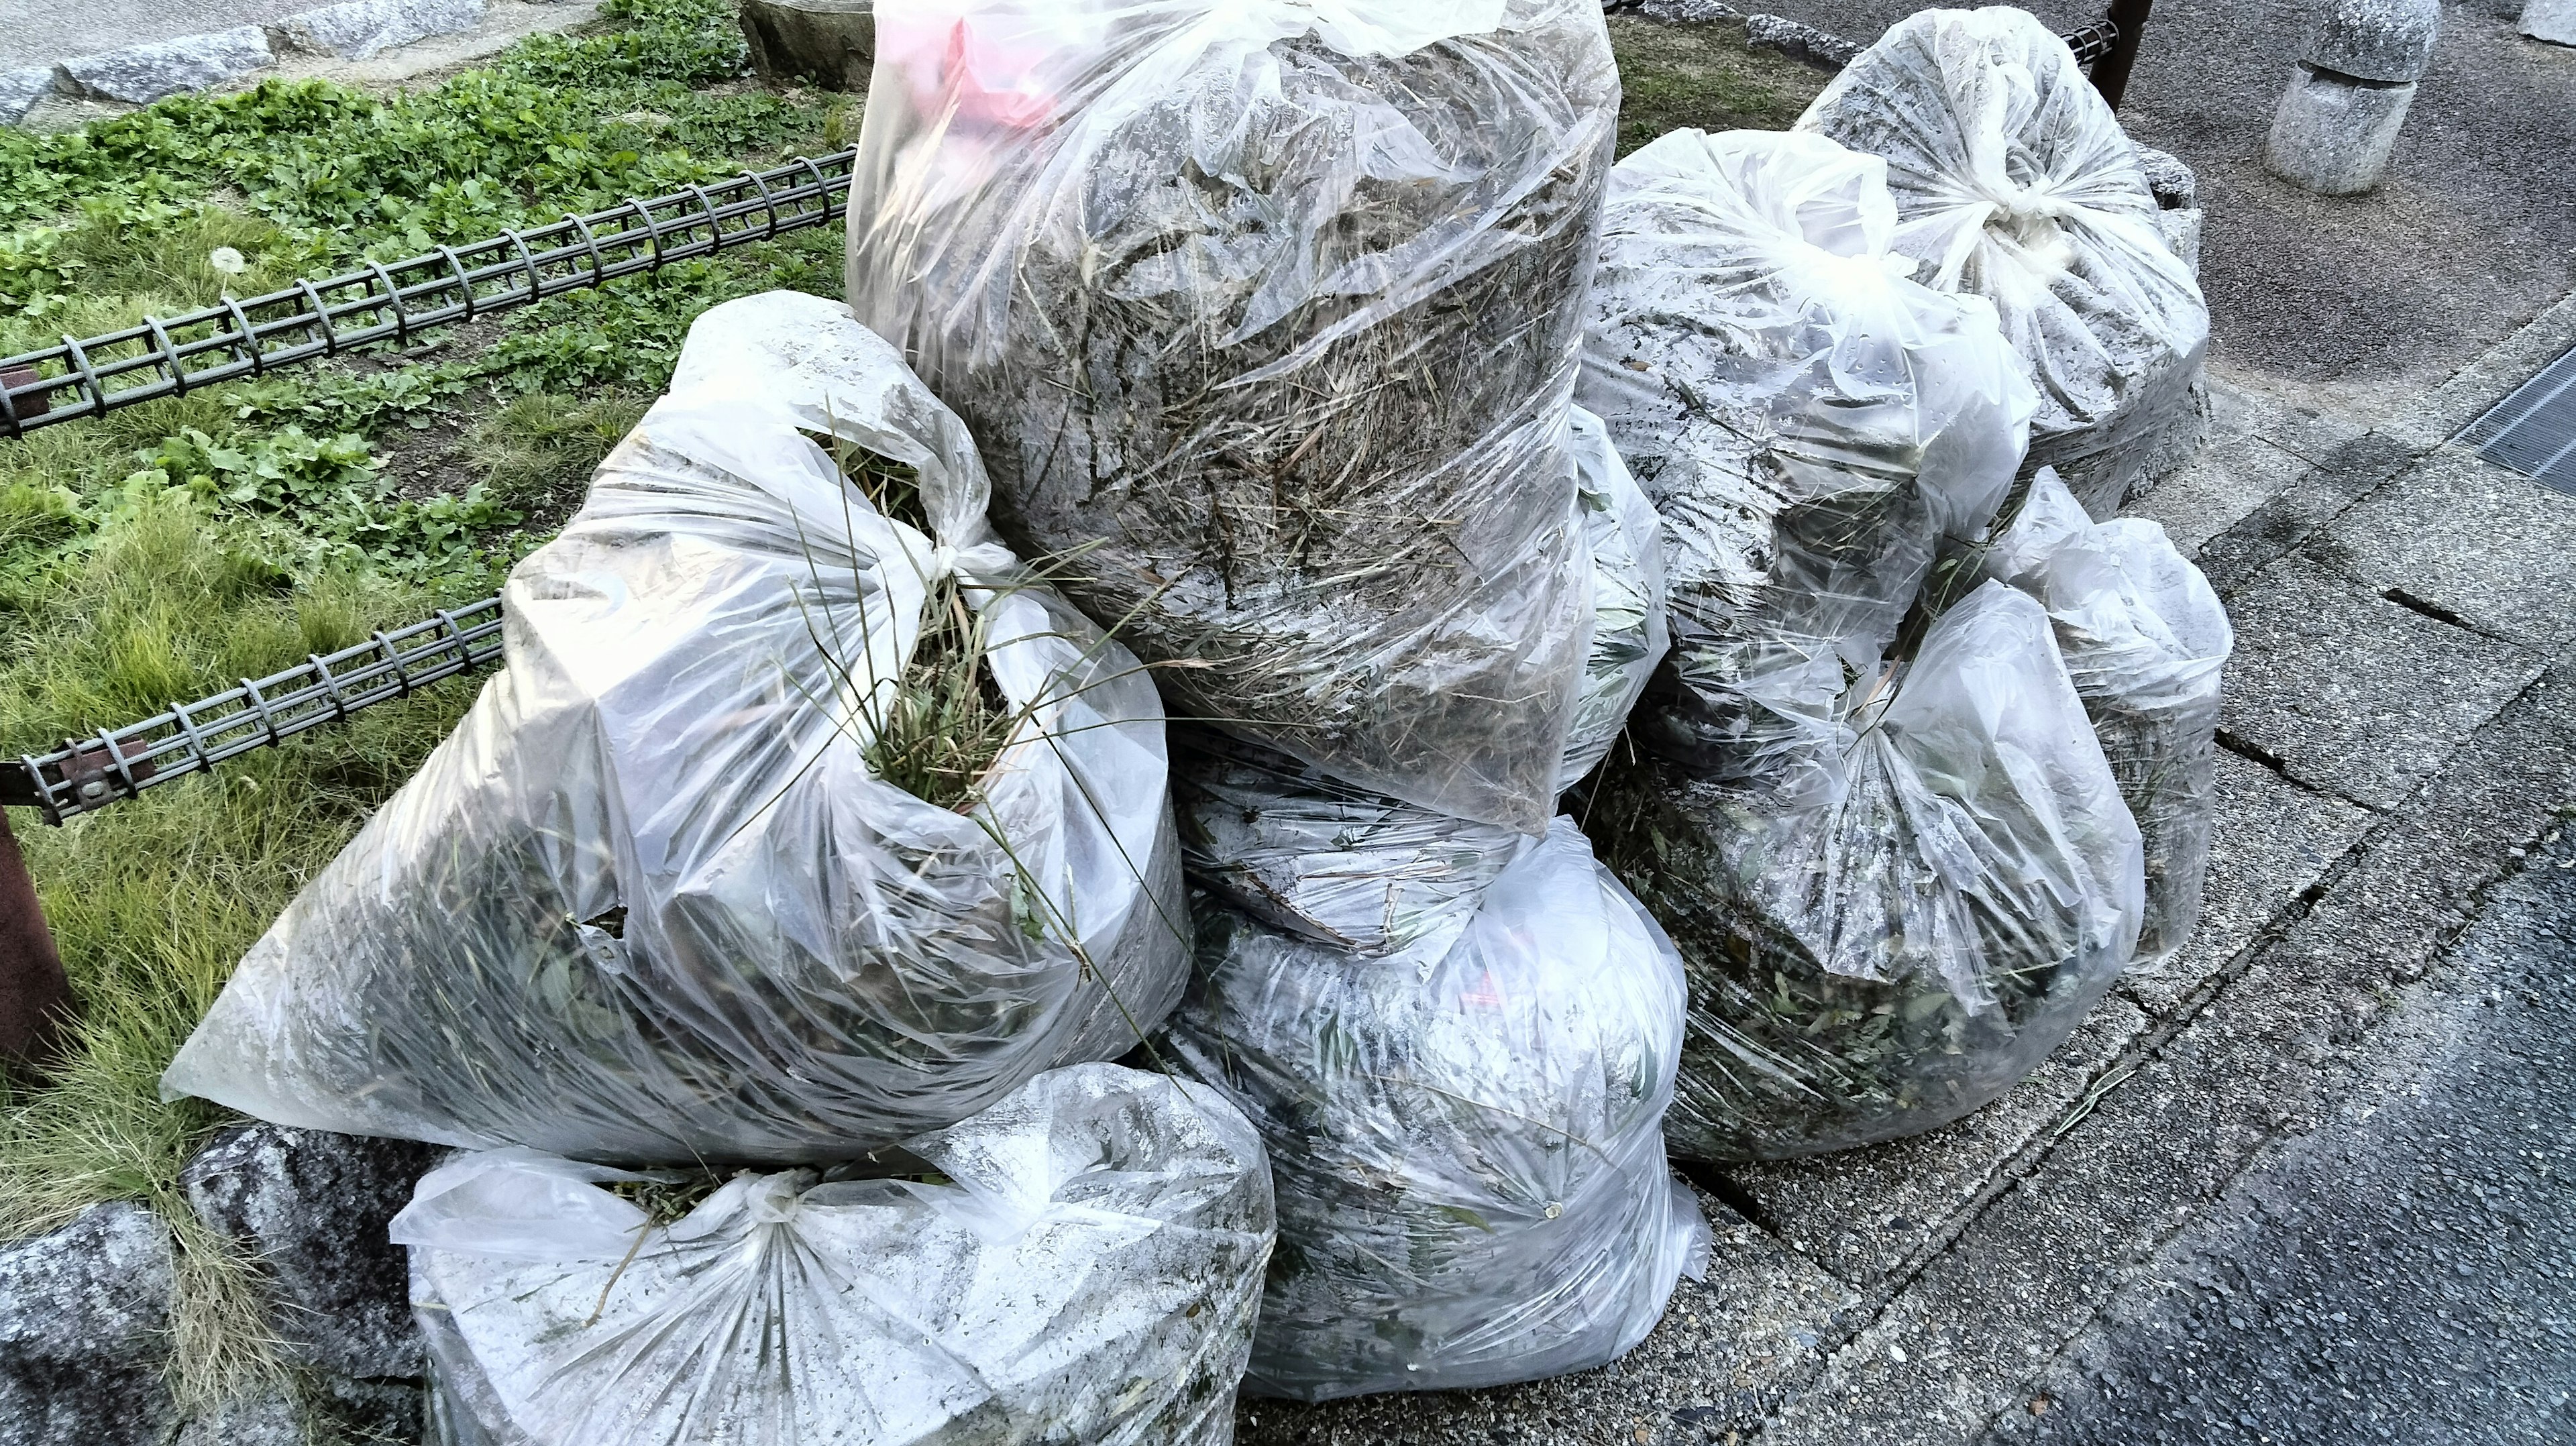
[0, 362, 72, 1081]
[0, 805, 72, 1080]
[2091, 0, 2154, 111]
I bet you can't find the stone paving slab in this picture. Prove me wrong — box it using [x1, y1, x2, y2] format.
[1995, 832, 2576, 1446]
[2215, 549, 2544, 810]
[2127, 390, 2316, 559]
[2308, 448, 2576, 655]
[2127, 441, 2308, 562]
[2181, 431, 2422, 598]
[2118, 749, 2377, 1019]
[1725, 999, 2149, 1292]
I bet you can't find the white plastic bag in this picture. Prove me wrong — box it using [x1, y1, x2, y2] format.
[1796, 7, 2210, 517]
[164, 293, 1189, 1164]
[1164, 820, 1708, 1400]
[846, 0, 1621, 832]
[1171, 732, 1523, 964]
[396, 1065, 1275, 1446]
[1564, 404, 1669, 790]
[1588, 583, 2144, 1161]
[1577, 127, 2034, 800]
[1982, 467, 2231, 970]
[1171, 411, 1665, 962]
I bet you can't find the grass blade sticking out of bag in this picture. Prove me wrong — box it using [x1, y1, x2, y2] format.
[809, 435, 1018, 815]
[162, 293, 1194, 1164]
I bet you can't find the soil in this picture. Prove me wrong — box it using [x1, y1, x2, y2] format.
[1606, 15, 1831, 154]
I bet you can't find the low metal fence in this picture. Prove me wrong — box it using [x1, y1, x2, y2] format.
[0, 599, 503, 824]
[0, 148, 860, 439]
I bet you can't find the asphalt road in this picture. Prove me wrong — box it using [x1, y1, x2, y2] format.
[1996, 832, 2576, 1445]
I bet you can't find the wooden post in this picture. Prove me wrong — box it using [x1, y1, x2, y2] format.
[0, 361, 72, 1081]
[0, 807, 72, 1080]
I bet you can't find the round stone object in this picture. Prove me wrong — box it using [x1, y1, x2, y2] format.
[2301, 0, 2440, 81]
[2523, 0, 2576, 47]
[2265, 64, 2417, 196]
[740, 0, 875, 92]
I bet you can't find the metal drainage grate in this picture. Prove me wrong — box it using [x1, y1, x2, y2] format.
[2457, 343, 2576, 496]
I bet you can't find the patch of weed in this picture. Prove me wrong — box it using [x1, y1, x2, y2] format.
[1607, 15, 1825, 154]
[0, 504, 476, 1406]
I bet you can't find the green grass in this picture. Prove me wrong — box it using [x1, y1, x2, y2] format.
[0, 504, 478, 1408]
[0, 0, 849, 1421]
[1606, 15, 1825, 155]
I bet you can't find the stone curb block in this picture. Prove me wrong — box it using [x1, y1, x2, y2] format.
[739, 0, 876, 92]
[60, 26, 276, 105]
[1744, 13, 1860, 70]
[276, 0, 490, 62]
[0, 1201, 180, 1446]
[0, 66, 55, 127]
[1635, 0, 1740, 22]
[2522, 0, 2576, 46]
[180, 1123, 439, 1381]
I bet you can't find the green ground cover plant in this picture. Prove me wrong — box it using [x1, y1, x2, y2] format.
[1606, 15, 1825, 155]
[0, 0, 847, 1416]
[0, 3, 1811, 1425]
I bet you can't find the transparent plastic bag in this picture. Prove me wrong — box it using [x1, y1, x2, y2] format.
[164, 293, 1189, 1164]
[1171, 410, 1666, 962]
[1982, 467, 2231, 970]
[396, 1064, 1275, 1446]
[1577, 127, 2034, 801]
[1796, 7, 2210, 517]
[1587, 583, 2144, 1162]
[1163, 820, 1708, 1400]
[1171, 732, 1523, 964]
[845, 0, 1622, 832]
[1564, 404, 1669, 789]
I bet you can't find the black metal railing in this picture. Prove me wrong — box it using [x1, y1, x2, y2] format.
[1, 598, 503, 824]
[0, 148, 859, 439]
[2079, 0, 2153, 111]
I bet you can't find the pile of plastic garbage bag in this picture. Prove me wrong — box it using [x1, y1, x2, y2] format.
[1797, 6, 2212, 518]
[158, 1, 2226, 1439]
